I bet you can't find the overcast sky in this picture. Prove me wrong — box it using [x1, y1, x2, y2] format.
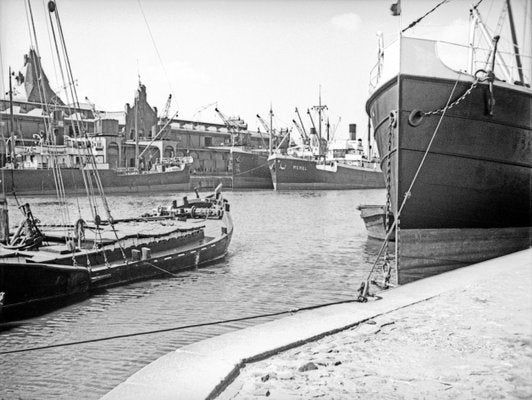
[1, 0, 529, 140]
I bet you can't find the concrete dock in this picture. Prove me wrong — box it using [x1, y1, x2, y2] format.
[103, 248, 532, 400]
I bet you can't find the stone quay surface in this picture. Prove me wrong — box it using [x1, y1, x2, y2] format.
[103, 249, 532, 400]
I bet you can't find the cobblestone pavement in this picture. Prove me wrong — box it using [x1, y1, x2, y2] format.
[218, 266, 532, 400]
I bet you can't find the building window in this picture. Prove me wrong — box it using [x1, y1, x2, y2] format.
[204, 137, 212, 147]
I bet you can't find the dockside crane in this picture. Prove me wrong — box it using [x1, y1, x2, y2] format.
[159, 94, 172, 125]
[215, 107, 241, 147]
[193, 101, 218, 122]
[84, 96, 101, 121]
[138, 96, 179, 161]
[256, 114, 272, 136]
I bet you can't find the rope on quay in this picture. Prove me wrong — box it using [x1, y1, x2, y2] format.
[0, 298, 364, 355]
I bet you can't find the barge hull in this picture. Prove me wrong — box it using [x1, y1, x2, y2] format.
[0, 262, 90, 320]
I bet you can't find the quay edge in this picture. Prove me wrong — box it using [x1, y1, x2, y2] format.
[102, 248, 532, 400]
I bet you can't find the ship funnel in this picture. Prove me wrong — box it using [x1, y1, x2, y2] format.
[349, 124, 357, 141]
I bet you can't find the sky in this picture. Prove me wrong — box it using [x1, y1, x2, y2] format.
[1, 0, 530, 142]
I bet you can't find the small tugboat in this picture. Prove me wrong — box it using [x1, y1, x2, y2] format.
[0, 185, 233, 321]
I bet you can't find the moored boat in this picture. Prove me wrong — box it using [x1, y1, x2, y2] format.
[357, 204, 395, 241]
[366, 2, 532, 283]
[268, 96, 385, 191]
[0, 1, 233, 322]
[230, 147, 272, 189]
[0, 186, 233, 321]
[190, 146, 272, 190]
[269, 153, 384, 191]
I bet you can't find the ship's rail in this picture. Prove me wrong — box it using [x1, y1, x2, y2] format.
[369, 37, 531, 94]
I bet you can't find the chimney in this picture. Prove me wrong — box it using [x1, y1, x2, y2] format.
[349, 124, 357, 141]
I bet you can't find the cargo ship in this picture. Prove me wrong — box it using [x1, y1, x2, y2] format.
[268, 152, 384, 191]
[189, 147, 272, 190]
[1, 50, 270, 194]
[1, 161, 190, 196]
[229, 147, 271, 189]
[189, 108, 272, 190]
[366, 2, 531, 283]
[0, 113, 191, 195]
[1, 50, 192, 195]
[268, 97, 384, 190]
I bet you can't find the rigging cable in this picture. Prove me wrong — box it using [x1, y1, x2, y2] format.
[53, 3, 127, 258]
[50, 1, 127, 260]
[137, 0, 174, 94]
[26, 0, 72, 243]
[41, 0, 60, 92]
[401, 0, 451, 34]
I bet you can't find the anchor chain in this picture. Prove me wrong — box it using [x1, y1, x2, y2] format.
[357, 114, 397, 302]
[424, 70, 488, 116]
[384, 114, 394, 233]
[378, 114, 395, 288]
[377, 114, 397, 290]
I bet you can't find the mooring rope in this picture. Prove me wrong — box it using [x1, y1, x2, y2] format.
[232, 162, 269, 177]
[0, 298, 364, 355]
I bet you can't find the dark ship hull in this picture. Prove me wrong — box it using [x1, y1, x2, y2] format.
[0, 262, 90, 321]
[190, 148, 272, 190]
[268, 154, 384, 190]
[366, 37, 532, 283]
[1, 166, 190, 195]
[231, 148, 272, 189]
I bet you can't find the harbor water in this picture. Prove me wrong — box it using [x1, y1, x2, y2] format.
[1, 189, 384, 399]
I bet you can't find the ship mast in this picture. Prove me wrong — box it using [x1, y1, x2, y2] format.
[311, 86, 327, 156]
[469, 4, 513, 82]
[269, 104, 273, 155]
[506, 0, 524, 84]
[134, 85, 139, 171]
[8, 67, 15, 167]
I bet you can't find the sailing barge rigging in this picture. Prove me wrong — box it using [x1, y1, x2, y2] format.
[0, 0, 233, 321]
[0, 186, 233, 321]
